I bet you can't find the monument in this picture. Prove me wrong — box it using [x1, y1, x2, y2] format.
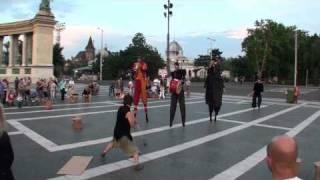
[0, 0, 56, 81]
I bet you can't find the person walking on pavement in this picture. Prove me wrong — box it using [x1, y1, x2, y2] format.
[251, 78, 264, 109]
[59, 79, 66, 101]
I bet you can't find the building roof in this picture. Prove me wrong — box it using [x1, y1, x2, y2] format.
[169, 41, 183, 53]
[75, 51, 86, 60]
[85, 36, 95, 50]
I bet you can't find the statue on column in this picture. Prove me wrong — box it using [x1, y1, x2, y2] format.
[39, 0, 52, 11]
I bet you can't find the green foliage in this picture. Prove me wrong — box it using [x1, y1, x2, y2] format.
[53, 43, 65, 78]
[102, 33, 165, 80]
[241, 19, 320, 85]
[226, 56, 254, 80]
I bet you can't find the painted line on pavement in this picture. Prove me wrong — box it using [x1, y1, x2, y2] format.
[6, 100, 205, 151]
[5, 97, 201, 115]
[7, 120, 57, 150]
[49, 104, 303, 180]
[4, 96, 203, 115]
[218, 118, 292, 131]
[8, 131, 23, 136]
[50, 105, 268, 152]
[7, 99, 204, 122]
[210, 104, 318, 180]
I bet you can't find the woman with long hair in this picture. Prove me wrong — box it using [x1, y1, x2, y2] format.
[0, 103, 15, 180]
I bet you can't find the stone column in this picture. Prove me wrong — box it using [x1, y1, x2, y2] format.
[26, 33, 33, 65]
[22, 34, 27, 66]
[0, 36, 3, 66]
[9, 35, 18, 67]
[32, 13, 55, 79]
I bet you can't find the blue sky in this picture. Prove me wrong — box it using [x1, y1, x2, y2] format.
[1, 0, 319, 60]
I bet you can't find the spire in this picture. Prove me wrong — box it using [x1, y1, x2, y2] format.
[86, 36, 95, 50]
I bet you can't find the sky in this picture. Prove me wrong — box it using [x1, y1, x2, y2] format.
[0, 0, 320, 60]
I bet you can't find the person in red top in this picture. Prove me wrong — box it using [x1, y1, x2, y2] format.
[132, 57, 149, 123]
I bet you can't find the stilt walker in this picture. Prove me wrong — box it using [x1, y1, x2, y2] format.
[169, 62, 187, 127]
[132, 57, 149, 123]
[204, 58, 224, 122]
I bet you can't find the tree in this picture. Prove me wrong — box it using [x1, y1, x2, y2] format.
[53, 43, 65, 78]
[227, 56, 255, 80]
[194, 48, 223, 67]
[103, 33, 165, 80]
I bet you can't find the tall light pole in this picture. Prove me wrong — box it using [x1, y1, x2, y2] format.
[98, 27, 104, 81]
[55, 22, 65, 44]
[207, 37, 216, 59]
[294, 31, 298, 87]
[164, 0, 173, 74]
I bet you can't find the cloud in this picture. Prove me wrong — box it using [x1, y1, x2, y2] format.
[58, 25, 134, 58]
[223, 27, 250, 40]
[0, 0, 78, 20]
[0, 0, 35, 20]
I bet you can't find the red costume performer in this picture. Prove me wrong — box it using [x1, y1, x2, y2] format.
[133, 58, 149, 123]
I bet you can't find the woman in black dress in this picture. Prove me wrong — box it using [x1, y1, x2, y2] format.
[0, 104, 15, 180]
[205, 59, 224, 122]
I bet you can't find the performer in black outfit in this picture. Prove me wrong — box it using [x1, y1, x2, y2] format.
[205, 58, 224, 122]
[170, 62, 187, 127]
[252, 79, 264, 109]
[0, 104, 15, 180]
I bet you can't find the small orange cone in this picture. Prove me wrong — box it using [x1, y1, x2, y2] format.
[72, 116, 83, 131]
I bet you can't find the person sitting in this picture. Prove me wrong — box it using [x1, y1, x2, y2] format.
[6, 89, 16, 107]
[82, 87, 91, 102]
[266, 135, 301, 180]
[30, 91, 40, 106]
[68, 87, 78, 103]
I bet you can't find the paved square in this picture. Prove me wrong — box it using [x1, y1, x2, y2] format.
[6, 85, 320, 180]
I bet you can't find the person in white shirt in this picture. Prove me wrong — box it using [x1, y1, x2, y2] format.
[50, 80, 57, 100]
[266, 135, 302, 180]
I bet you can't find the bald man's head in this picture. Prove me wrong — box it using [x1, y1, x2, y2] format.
[266, 135, 299, 178]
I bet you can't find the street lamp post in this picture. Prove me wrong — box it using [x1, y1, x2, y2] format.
[55, 22, 65, 44]
[294, 31, 298, 88]
[207, 37, 215, 60]
[98, 28, 104, 81]
[164, 0, 173, 74]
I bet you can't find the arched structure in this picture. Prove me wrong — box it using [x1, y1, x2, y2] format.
[0, 7, 56, 81]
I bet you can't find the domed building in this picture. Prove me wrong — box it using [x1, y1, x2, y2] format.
[168, 41, 195, 78]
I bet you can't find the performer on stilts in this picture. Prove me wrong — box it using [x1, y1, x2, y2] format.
[204, 58, 224, 122]
[132, 57, 149, 123]
[169, 62, 187, 127]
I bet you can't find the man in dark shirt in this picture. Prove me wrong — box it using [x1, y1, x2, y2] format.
[252, 79, 264, 109]
[101, 94, 143, 170]
[170, 62, 187, 127]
